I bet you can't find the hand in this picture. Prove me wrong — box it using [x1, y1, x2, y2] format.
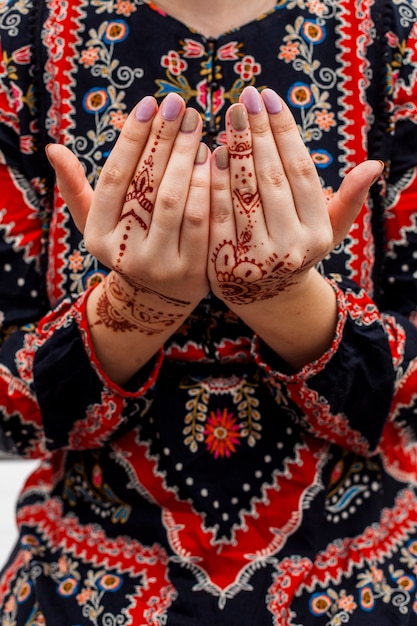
[209, 86, 383, 311]
[49, 92, 211, 313]
[208, 86, 383, 369]
[48, 93, 211, 383]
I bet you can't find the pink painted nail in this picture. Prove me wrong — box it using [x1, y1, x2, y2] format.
[262, 89, 283, 114]
[161, 92, 183, 121]
[241, 86, 263, 115]
[135, 96, 157, 122]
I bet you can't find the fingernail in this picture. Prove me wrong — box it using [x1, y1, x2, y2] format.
[135, 96, 157, 122]
[262, 89, 283, 115]
[371, 160, 385, 185]
[195, 143, 208, 164]
[230, 104, 248, 131]
[161, 92, 183, 121]
[181, 108, 199, 133]
[241, 86, 263, 115]
[45, 143, 56, 168]
[215, 146, 229, 170]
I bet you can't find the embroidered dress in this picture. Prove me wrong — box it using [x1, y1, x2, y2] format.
[1, 0, 417, 623]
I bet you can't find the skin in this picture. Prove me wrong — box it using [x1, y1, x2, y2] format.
[147, 0, 278, 38]
[47, 86, 383, 386]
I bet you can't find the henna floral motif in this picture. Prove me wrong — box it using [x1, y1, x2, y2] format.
[96, 290, 139, 332]
[124, 157, 155, 216]
[212, 240, 314, 305]
[94, 274, 188, 335]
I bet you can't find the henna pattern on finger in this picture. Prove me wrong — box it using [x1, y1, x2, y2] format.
[228, 116, 262, 251]
[227, 116, 252, 160]
[115, 122, 165, 270]
[124, 157, 154, 216]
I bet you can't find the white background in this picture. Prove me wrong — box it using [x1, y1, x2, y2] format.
[0, 459, 38, 570]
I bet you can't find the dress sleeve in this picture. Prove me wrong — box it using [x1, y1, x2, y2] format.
[253, 20, 417, 459]
[252, 278, 405, 456]
[0, 27, 161, 458]
[380, 20, 417, 317]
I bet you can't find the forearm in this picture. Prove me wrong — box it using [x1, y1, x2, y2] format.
[237, 269, 338, 371]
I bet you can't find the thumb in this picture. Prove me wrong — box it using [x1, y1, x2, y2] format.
[328, 160, 384, 247]
[46, 143, 93, 233]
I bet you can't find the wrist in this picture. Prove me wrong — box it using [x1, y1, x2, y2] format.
[93, 271, 189, 336]
[235, 270, 339, 370]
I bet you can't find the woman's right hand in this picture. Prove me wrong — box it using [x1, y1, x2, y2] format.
[47, 93, 211, 384]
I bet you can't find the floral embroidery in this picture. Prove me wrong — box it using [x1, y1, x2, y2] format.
[204, 408, 242, 458]
[161, 49, 188, 75]
[182, 375, 261, 452]
[233, 54, 261, 81]
[2, 0, 417, 622]
[63, 456, 132, 524]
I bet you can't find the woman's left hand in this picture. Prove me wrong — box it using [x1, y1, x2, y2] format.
[208, 85, 382, 310]
[208, 86, 383, 368]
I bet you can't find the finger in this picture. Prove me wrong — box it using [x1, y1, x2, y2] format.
[239, 86, 297, 234]
[225, 102, 268, 247]
[85, 95, 158, 241]
[259, 87, 328, 229]
[179, 143, 211, 269]
[328, 160, 384, 246]
[46, 143, 93, 233]
[209, 145, 265, 284]
[209, 146, 237, 276]
[148, 108, 204, 246]
[118, 93, 188, 240]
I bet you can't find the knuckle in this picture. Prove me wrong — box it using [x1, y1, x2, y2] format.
[183, 205, 206, 228]
[272, 115, 297, 137]
[99, 162, 125, 188]
[251, 118, 274, 139]
[257, 163, 287, 189]
[287, 154, 316, 180]
[212, 204, 233, 225]
[158, 188, 183, 212]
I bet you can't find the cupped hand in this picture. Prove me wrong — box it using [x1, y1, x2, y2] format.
[48, 93, 211, 315]
[208, 86, 383, 311]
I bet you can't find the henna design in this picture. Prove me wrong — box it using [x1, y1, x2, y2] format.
[212, 240, 316, 305]
[227, 113, 252, 160]
[115, 270, 191, 308]
[115, 122, 165, 269]
[217, 114, 318, 305]
[95, 291, 139, 332]
[124, 158, 154, 214]
[94, 274, 188, 335]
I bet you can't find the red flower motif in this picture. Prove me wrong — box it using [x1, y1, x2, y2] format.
[217, 42, 240, 60]
[12, 45, 31, 65]
[19, 134, 35, 154]
[196, 79, 208, 109]
[161, 50, 188, 76]
[204, 408, 241, 459]
[182, 38, 205, 58]
[234, 55, 261, 81]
